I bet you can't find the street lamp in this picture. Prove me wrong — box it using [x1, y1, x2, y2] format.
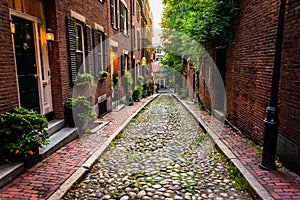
[260, 0, 286, 170]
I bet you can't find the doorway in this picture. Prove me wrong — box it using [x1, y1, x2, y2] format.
[13, 17, 40, 112]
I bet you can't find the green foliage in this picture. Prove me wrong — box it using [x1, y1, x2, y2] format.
[227, 165, 249, 191]
[76, 73, 94, 86]
[161, 51, 183, 74]
[112, 73, 119, 87]
[0, 107, 49, 162]
[99, 70, 109, 79]
[64, 96, 97, 130]
[124, 71, 134, 86]
[179, 88, 188, 99]
[162, 0, 237, 50]
[133, 86, 144, 102]
[137, 75, 145, 86]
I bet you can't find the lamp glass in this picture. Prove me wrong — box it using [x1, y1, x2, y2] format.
[45, 32, 54, 41]
[142, 57, 147, 65]
[10, 22, 15, 34]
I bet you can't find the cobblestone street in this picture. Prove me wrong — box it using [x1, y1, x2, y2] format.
[65, 95, 252, 200]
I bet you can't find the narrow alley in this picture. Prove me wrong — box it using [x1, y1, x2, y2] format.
[64, 95, 252, 200]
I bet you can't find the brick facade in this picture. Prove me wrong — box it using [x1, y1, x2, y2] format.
[45, 0, 110, 118]
[195, 0, 300, 173]
[0, 1, 19, 114]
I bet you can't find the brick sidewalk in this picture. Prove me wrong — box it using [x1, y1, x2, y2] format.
[178, 97, 300, 200]
[0, 96, 155, 200]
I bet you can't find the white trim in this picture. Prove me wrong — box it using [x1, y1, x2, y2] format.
[10, 9, 42, 24]
[94, 23, 104, 32]
[71, 10, 86, 23]
[120, 0, 128, 8]
[109, 39, 118, 47]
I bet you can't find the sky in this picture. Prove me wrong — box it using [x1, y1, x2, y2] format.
[149, 0, 164, 46]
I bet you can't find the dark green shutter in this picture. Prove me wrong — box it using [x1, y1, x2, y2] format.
[110, 0, 115, 27]
[102, 33, 109, 71]
[84, 25, 92, 74]
[66, 16, 77, 85]
[93, 29, 100, 77]
[120, 3, 124, 32]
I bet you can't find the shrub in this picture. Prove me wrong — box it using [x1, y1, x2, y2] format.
[0, 107, 49, 163]
[99, 70, 109, 79]
[65, 96, 97, 131]
[76, 73, 94, 86]
[133, 86, 144, 102]
[137, 75, 145, 85]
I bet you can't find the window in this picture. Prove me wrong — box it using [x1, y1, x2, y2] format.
[75, 23, 85, 73]
[110, 0, 118, 29]
[93, 30, 104, 76]
[120, 2, 128, 36]
[67, 17, 91, 85]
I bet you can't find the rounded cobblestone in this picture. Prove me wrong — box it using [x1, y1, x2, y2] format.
[65, 95, 252, 199]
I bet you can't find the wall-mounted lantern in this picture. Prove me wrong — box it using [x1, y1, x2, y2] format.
[10, 19, 15, 34]
[141, 57, 147, 65]
[45, 28, 54, 41]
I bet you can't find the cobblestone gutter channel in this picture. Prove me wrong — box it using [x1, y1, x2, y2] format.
[63, 95, 252, 200]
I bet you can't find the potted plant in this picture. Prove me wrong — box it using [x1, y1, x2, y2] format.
[65, 96, 97, 134]
[76, 73, 95, 86]
[99, 70, 109, 80]
[0, 107, 49, 165]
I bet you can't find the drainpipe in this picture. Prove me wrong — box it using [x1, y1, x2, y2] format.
[260, 0, 286, 170]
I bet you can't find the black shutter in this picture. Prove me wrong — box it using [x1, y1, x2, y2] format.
[84, 25, 92, 74]
[93, 29, 100, 77]
[110, 0, 114, 27]
[120, 3, 124, 32]
[66, 16, 77, 85]
[102, 33, 109, 72]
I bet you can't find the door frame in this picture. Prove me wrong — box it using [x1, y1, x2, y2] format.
[10, 9, 53, 115]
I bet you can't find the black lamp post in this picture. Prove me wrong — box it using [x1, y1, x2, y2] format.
[260, 0, 286, 170]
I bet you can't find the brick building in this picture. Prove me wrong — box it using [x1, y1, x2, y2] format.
[194, 0, 300, 173]
[0, 0, 153, 138]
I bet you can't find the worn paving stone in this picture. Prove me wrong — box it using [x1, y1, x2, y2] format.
[65, 95, 252, 199]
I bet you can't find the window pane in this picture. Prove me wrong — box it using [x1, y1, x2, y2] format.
[75, 24, 83, 51]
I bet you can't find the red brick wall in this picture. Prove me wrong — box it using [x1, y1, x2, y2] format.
[279, 0, 300, 145]
[45, 0, 109, 118]
[0, 1, 19, 114]
[225, 0, 280, 143]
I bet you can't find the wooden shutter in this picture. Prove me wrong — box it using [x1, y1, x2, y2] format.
[93, 29, 100, 77]
[66, 16, 77, 85]
[102, 33, 109, 71]
[84, 25, 92, 74]
[120, 3, 124, 32]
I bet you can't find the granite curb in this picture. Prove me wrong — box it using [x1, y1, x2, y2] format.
[173, 94, 274, 200]
[47, 94, 159, 200]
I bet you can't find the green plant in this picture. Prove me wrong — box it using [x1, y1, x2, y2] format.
[72, 96, 97, 123]
[124, 71, 134, 86]
[0, 107, 49, 162]
[132, 86, 144, 102]
[112, 73, 119, 87]
[99, 70, 109, 79]
[137, 75, 145, 86]
[65, 96, 97, 132]
[76, 73, 94, 86]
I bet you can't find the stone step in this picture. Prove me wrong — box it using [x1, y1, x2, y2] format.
[39, 127, 78, 159]
[46, 119, 65, 136]
[0, 163, 24, 188]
